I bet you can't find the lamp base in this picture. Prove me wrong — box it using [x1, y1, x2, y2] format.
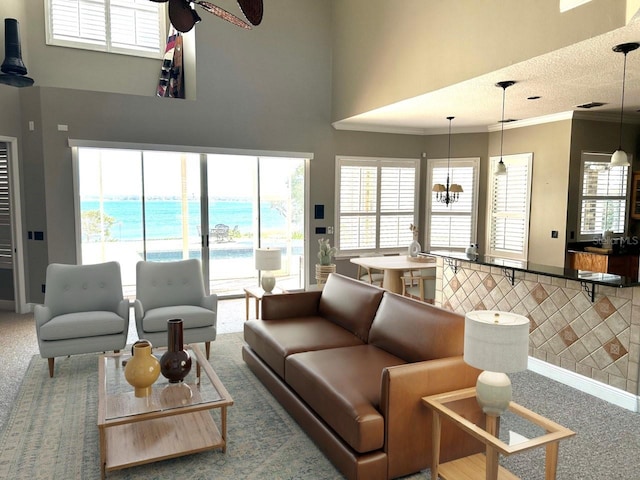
[261, 272, 276, 293]
[476, 370, 512, 416]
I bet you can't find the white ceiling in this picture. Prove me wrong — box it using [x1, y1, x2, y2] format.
[333, 16, 640, 135]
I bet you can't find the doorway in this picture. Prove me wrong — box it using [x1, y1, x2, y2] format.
[0, 137, 26, 313]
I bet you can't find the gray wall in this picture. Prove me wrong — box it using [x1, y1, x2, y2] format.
[330, 0, 626, 123]
[2, 0, 639, 304]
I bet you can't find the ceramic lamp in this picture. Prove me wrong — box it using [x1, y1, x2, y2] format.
[463, 310, 530, 416]
[255, 248, 281, 293]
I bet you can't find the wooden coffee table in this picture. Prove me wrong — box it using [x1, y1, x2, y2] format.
[97, 344, 233, 479]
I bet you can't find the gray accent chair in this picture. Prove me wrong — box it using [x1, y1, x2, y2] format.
[34, 261, 130, 377]
[134, 259, 217, 358]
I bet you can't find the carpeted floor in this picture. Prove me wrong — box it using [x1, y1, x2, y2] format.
[2, 302, 640, 479]
[0, 333, 344, 480]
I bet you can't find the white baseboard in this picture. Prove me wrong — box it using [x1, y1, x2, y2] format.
[528, 357, 639, 412]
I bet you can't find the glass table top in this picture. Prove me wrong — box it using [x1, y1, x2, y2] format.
[100, 344, 225, 422]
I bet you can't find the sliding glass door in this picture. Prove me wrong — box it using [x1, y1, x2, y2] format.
[76, 147, 306, 297]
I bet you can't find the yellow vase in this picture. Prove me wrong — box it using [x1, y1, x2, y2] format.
[124, 340, 160, 398]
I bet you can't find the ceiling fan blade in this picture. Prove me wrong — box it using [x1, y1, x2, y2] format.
[148, 0, 170, 3]
[169, 0, 201, 32]
[237, 0, 263, 26]
[194, 1, 252, 29]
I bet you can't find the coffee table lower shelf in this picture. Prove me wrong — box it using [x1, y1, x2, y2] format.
[104, 410, 223, 474]
[438, 453, 519, 480]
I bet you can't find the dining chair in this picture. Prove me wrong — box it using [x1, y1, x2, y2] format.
[356, 253, 384, 287]
[401, 267, 436, 303]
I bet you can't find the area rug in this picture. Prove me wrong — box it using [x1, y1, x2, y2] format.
[4, 332, 639, 480]
[0, 333, 346, 480]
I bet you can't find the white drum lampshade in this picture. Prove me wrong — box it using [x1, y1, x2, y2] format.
[255, 248, 281, 293]
[464, 310, 530, 416]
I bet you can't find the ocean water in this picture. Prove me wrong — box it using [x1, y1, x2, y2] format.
[81, 199, 297, 241]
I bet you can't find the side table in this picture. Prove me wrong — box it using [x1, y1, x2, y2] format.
[243, 285, 287, 320]
[423, 387, 574, 480]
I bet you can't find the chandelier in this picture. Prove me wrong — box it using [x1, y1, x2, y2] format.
[432, 116, 463, 205]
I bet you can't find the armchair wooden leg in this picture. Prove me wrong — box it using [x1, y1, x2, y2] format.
[205, 341, 211, 359]
[48, 358, 55, 378]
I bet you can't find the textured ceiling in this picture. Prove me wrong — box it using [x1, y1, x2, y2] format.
[333, 16, 640, 135]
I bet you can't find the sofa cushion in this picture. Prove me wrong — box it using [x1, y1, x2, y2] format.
[244, 317, 364, 378]
[141, 305, 216, 333]
[318, 274, 384, 342]
[39, 311, 126, 341]
[285, 345, 406, 454]
[368, 293, 465, 362]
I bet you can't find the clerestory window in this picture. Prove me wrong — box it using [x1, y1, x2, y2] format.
[45, 0, 166, 58]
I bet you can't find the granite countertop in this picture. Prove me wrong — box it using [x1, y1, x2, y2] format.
[425, 250, 639, 288]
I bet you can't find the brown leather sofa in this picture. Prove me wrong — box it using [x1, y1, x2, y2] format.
[242, 273, 482, 480]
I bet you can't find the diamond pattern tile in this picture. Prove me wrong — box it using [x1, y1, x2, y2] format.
[605, 337, 628, 361]
[594, 296, 616, 320]
[531, 284, 548, 304]
[436, 262, 638, 395]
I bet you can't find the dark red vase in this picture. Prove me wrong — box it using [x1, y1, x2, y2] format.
[160, 318, 192, 383]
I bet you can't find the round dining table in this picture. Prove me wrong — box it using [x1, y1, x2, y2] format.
[349, 255, 436, 294]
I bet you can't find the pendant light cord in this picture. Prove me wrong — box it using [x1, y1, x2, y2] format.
[618, 52, 628, 149]
[500, 86, 506, 160]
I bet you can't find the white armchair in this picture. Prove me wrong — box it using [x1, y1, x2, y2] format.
[134, 259, 217, 358]
[34, 261, 129, 377]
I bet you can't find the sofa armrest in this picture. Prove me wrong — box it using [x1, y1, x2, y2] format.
[261, 291, 322, 320]
[380, 356, 482, 479]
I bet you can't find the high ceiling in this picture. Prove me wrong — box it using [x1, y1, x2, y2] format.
[333, 15, 640, 135]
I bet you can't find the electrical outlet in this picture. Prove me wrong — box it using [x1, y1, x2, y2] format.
[328, 226, 334, 234]
[551, 230, 558, 238]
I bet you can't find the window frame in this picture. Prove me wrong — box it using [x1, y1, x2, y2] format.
[486, 153, 533, 261]
[576, 151, 630, 242]
[424, 157, 480, 252]
[335, 155, 419, 256]
[45, 0, 167, 59]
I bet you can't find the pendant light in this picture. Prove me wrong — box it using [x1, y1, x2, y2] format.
[494, 81, 515, 175]
[610, 42, 639, 168]
[432, 116, 463, 206]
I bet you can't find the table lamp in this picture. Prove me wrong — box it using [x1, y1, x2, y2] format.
[463, 310, 530, 416]
[255, 248, 281, 293]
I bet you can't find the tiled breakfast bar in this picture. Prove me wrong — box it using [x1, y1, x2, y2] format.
[425, 251, 640, 411]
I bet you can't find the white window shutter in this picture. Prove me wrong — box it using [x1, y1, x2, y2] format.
[47, 0, 163, 56]
[487, 154, 532, 260]
[336, 157, 418, 253]
[427, 161, 478, 250]
[0, 144, 12, 267]
[579, 159, 628, 237]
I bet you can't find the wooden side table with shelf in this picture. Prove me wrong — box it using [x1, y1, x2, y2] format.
[423, 387, 575, 480]
[243, 285, 287, 320]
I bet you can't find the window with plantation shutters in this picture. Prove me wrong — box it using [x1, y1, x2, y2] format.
[336, 156, 418, 253]
[46, 0, 165, 58]
[425, 158, 479, 251]
[487, 153, 533, 260]
[0, 143, 12, 268]
[578, 152, 629, 240]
